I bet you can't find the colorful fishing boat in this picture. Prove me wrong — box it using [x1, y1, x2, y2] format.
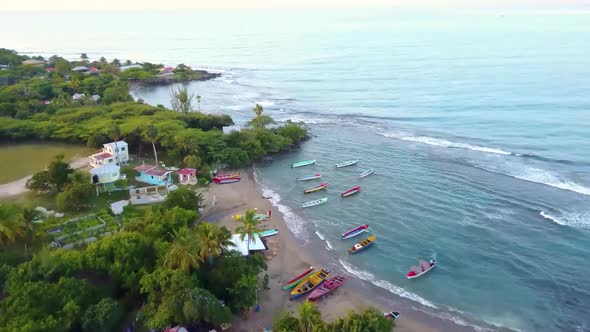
[232, 213, 268, 221]
[341, 186, 361, 197]
[301, 197, 328, 208]
[296, 173, 322, 181]
[290, 268, 331, 299]
[359, 168, 374, 178]
[292, 160, 316, 168]
[341, 224, 369, 240]
[304, 182, 328, 194]
[384, 310, 401, 320]
[214, 172, 240, 179]
[307, 275, 347, 302]
[259, 229, 279, 238]
[406, 260, 436, 279]
[282, 266, 316, 290]
[347, 235, 376, 254]
[335, 159, 358, 168]
[214, 177, 240, 184]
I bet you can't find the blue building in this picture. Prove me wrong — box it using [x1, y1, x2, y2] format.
[135, 165, 173, 186]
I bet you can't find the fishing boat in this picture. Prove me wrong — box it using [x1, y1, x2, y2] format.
[335, 159, 358, 168]
[232, 213, 268, 221]
[307, 275, 347, 302]
[359, 168, 374, 178]
[259, 229, 279, 238]
[292, 160, 316, 168]
[341, 224, 369, 240]
[214, 177, 240, 184]
[214, 172, 240, 179]
[281, 266, 315, 290]
[384, 310, 401, 320]
[347, 235, 376, 254]
[304, 182, 328, 194]
[290, 268, 331, 299]
[406, 260, 436, 279]
[341, 186, 361, 197]
[301, 197, 328, 208]
[296, 173, 322, 181]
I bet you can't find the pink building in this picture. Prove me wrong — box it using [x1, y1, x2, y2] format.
[177, 168, 197, 185]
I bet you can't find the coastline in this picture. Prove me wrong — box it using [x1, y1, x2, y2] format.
[203, 168, 444, 332]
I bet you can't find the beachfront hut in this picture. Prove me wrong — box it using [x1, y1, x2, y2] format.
[177, 168, 197, 185]
[135, 165, 173, 186]
[229, 234, 266, 256]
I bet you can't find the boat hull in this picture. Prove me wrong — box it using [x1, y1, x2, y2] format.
[407, 263, 436, 279]
[308, 276, 347, 302]
[290, 269, 330, 299]
[301, 198, 328, 208]
[292, 160, 316, 168]
[347, 235, 376, 255]
[282, 267, 315, 290]
[359, 169, 374, 178]
[259, 229, 279, 238]
[335, 160, 359, 168]
[304, 182, 328, 194]
[214, 177, 240, 184]
[297, 173, 322, 181]
[341, 186, 361, 197]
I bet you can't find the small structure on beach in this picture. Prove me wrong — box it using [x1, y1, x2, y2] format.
[90, 164, 125, 193]
[229, 233, 267, 256]
[71, 65, 89, 72]
[135, 164, 173, 186]
[129, 185, 171, 205]
[89, 140, 129, 167]
[177, 168, 197, 185]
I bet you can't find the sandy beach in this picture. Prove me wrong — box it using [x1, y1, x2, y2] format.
[203, 169, 440, 332]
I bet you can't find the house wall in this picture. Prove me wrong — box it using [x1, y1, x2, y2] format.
[136, 172, 172, 186]
[103, 143, 129, 164]
[89, 156, 115, 168]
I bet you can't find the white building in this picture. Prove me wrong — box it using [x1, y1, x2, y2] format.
[89, 141, 129, 167]
[90, 164, 124, 184]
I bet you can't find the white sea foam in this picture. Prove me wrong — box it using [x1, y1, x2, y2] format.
[381, 133, 512, 155]
[255, 100, 275, 107]
[315, 230, 326, 240]
[325, 240, 333, 250]
[261, 186, 308, 239]
[221, 78, 235, 84]
[372, 280, 438, 309]
[540, 211, 590, 228]
[338, 259, 375, 280]
[512, 167, 590, 196]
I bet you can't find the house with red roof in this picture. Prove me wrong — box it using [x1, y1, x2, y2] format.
[89, 141, 129, 167]
[177, 168, 197, 185]
[135, 164, 173, 186]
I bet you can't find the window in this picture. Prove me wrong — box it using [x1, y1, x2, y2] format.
[109, 159, 113, 163]
[121, 147, 126, 151]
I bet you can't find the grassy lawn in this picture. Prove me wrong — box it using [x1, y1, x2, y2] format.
[0, 143, 95, 184]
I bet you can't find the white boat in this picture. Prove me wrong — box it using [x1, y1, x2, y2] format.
[259, 229, 279, 238]
[406, 260, 436, 279]
[297, 173, 322, 181]
[359, 168, 374, 178]
[301, 197, 328, 208]
[335, 159, 358, 168]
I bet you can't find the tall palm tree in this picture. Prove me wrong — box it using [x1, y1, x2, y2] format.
[253, 103, 263, 117]
[142, 124, 159, 166]
[0, 204, 25, 247]
[236, 209, 263, 252]
[109, 124, 122, 165]
[70, 78, 80, 94]
[164, 228, 201, 271]
[194, 223, 235, 264]
[297, 302, 323, 332]
[196, 95, 201, 112]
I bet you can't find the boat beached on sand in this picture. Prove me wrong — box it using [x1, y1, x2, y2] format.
[335, 159, 359, 168]
[301, 197, 328, 208]
[258, 229, 279, 238]
[214, 177, 240, 184]
[307, 275, 347, 302]
[304, 182, 328, 194]
[341, 224, 369, 240]
[359, 168, 374, 178]
[384, 310, 401, 320]
[341, 186, 361, 197]
[292, 160, 316, 168]
[406, 260, 436, 279]
[282, 266, 315, 290]
[290, 268, 331, 299]
[214, 172, 240, 179]
[347, 235, 376, 254]
[296, 173, 322, 181]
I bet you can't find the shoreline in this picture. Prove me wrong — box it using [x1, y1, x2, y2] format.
[204, 168, 450, 332]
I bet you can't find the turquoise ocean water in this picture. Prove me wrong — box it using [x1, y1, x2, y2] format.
[2, 9, 590, 331]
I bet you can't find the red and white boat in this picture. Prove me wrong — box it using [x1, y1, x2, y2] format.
[406, 260, 436, 279]
[307, 275, 347, 302]
[341, 186, 361, 197]
[214, 172, 240, 180]
[341, 224, 369, 240]
[214, 177, 241, 184]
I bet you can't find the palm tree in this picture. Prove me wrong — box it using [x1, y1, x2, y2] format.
[142, 124, 159, 166]
[196, 95, 201, 112]
[164, 228, 201, 271]
[70, 78, 80, 94]
[297, 302, 323, 332]
[194, 223, 235, 264]
[253, 103, 263, 117]
[236, 209, 263, 252]
[109, 124, 122, 165]
[0, 204, 25, 247]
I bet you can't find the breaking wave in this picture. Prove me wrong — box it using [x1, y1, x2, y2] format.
[381, 133, 513, 155]
[260, 186, 309, 239]
[540, 211, 590, 228]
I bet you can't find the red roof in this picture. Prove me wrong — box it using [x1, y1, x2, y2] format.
[89, 67, 100, 72]
[46, 67, 56, 72]
[92, 152, 113, 160]
[177, 168, 196, 175]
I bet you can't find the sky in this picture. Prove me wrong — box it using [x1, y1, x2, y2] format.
[1, 0, 589, 11]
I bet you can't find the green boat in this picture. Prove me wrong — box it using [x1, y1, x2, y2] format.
[281, 266, 316, 290]
[291, 159, 316, 168]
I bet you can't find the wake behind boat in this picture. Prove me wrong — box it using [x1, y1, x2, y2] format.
[359, 168, 374, 178]
[292, 159, 316, 168]
[341, 224, 369, 240]
[301, 197, 328, 208]
[341, 186, 361, 197]
[304, 182, 328, 194]
[296, 173, 322, 181]
[335, 159, 358, 168]
[407, 259, 436, 279]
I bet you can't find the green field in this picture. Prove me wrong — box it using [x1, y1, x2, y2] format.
[0, 143, 95, 184]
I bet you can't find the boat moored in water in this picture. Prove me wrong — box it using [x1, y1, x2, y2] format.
[406, 260, 436, 279]
[335, 159, 359, 168]
[341, 186, 361, 197]
[296, 173, 322, 181]
[301, 197, 328, 208]
[359, 168, 374, 178]
[292, 160, 316, 168]
[341, 224, 369, 240]
[304, 182, 328, 194]
[347, 235, 376, 254]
